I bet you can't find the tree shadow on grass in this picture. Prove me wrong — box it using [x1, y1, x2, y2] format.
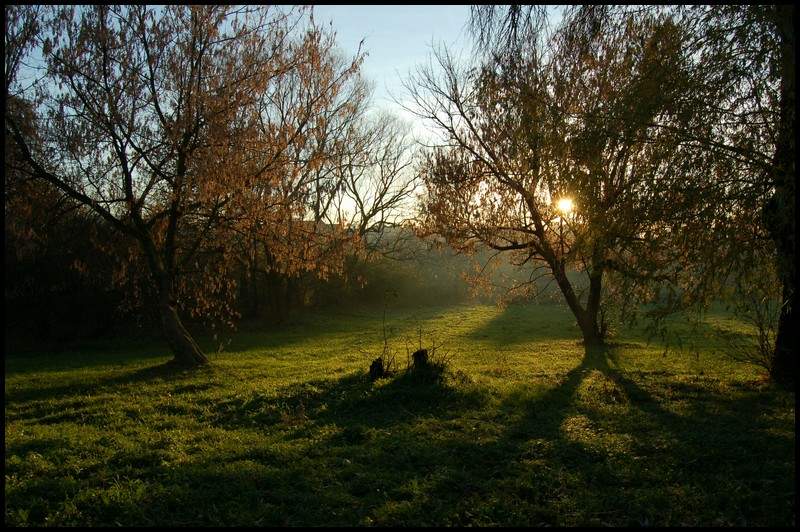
[73, 353, 563, 525]
[5, 368, 496, 526]
[5, 361, 219, 414]
[107, 360, 591, 526]
[401, 344, 795, 526]
[190, 344, 792, 526]
[6, 346, 793, 526]
[465, 302, 581, 346]
[6, 304, 417, 376]
[67, 347, 789, 525]
[206, 368, 489, 435]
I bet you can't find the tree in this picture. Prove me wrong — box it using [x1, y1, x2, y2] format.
[222, 24, 373, 320]
[4, 5, 367, 366]
[556, 5, 794, 383]
[406, 7, 764, 347]
[338, 112, 420, 258]
[664, 5, 797, 386]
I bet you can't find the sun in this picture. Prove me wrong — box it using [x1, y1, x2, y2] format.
[556, 197, 574, 215]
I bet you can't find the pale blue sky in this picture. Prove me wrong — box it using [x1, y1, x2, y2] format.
[310, 5, 472, 104]
[309, 5, 473, 139]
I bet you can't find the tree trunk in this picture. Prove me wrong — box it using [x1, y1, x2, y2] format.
[578, 310, 605, 347]
[552, 260, 606, 347]
[138, 232, 209, 367]
[158, 295, 209, 366]
[577, 290, 605, 348]
[250, 263, 260, 318]
[770, 287, 795, 387]
[582, 252, 606, 347]
[250, 233, 260, 318]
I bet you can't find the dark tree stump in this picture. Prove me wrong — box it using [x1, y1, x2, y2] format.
[369, 357, 385, 380]
[412, 348, 429, 368]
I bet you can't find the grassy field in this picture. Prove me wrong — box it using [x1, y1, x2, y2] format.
[4, 303, 795, 526]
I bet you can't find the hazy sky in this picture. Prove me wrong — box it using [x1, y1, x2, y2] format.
[309, 5, 474, 140]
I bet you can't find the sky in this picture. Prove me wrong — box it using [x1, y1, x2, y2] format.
[309, 5, 474, 141]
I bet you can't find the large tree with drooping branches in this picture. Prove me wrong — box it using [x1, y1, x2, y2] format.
[463, 5, 794, 385]
[407, 6, 771, 349]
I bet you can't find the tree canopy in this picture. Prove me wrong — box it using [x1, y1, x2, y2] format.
[406, 5, 788, 363]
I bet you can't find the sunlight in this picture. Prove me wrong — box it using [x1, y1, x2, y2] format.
[556, 197, 574, 215]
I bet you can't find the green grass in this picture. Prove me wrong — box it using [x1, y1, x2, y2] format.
[4, 303, 795, 526]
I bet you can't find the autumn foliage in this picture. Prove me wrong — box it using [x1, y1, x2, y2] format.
[5, 6, 416, 365]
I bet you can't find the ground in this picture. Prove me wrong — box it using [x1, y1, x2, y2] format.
[4, 303, 796, 526]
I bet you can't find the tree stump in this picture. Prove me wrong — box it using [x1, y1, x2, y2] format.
[412, 348, 429, 369]
[369, 357, 384, 380]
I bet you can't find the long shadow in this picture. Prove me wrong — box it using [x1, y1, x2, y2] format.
[6, 361, 226, 441]
[5, 361, 218, 408]
[4, 341, 171, 376]
[4, 354, 514, 524]
[5, 304, 451, 378]
[408, 344, 795, 526]
[466, 302, 579, 346]
[206, 368, 489, 435]
[152, 354, 599, 526]
[3, 309, 372, 376]
[5, 369, 497, 526]
[396, 345, 621, 525]
[6, 342, 793, 526]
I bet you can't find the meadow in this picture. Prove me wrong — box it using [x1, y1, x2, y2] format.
[4, 303, 795, 526]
